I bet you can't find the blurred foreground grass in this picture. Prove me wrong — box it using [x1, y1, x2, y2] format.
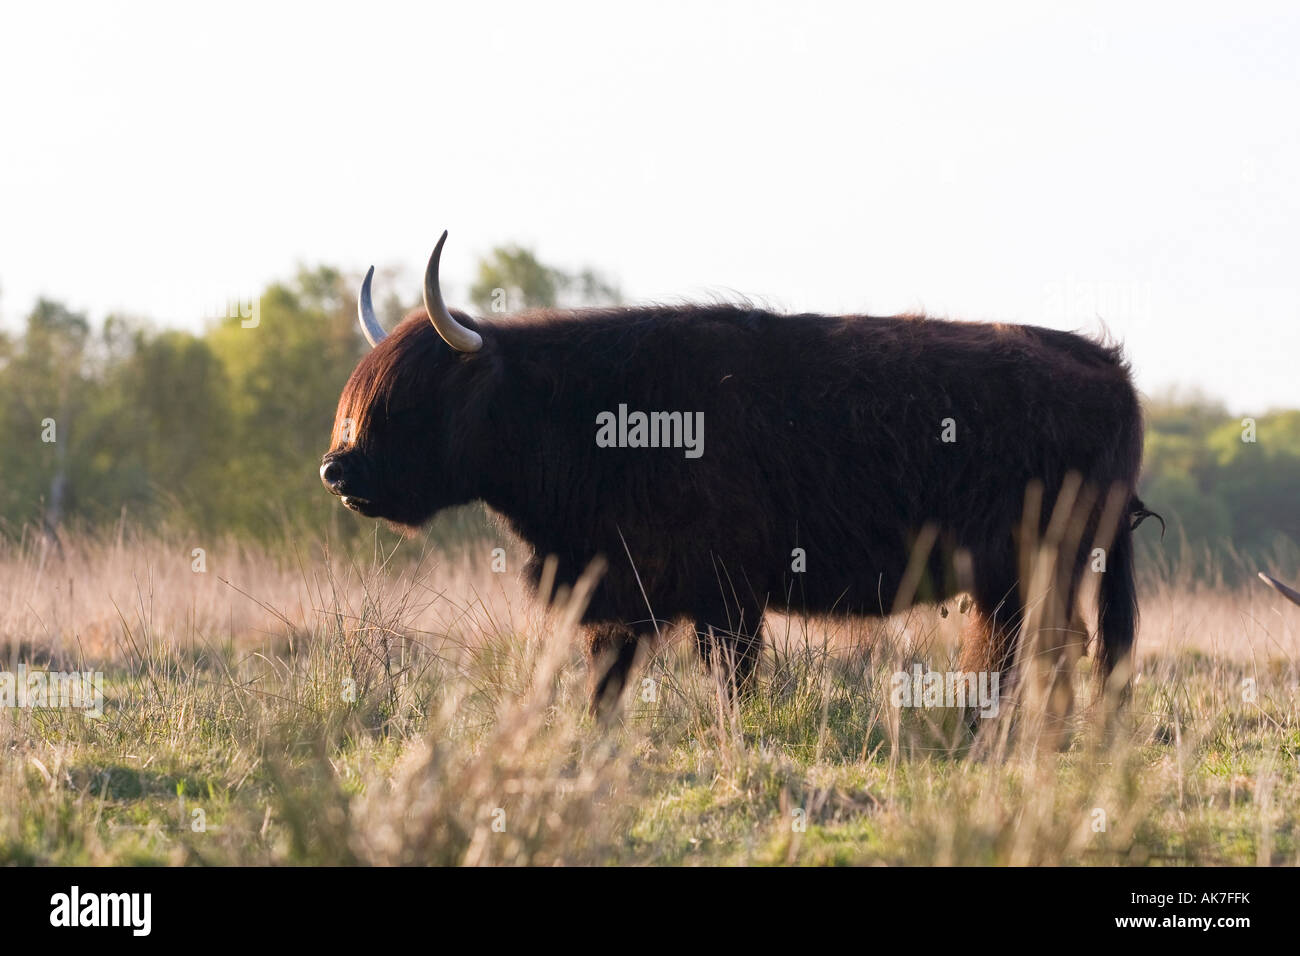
[1, 530, 1297, 865]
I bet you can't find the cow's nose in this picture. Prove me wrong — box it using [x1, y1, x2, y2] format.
[320, 459, 345, 490]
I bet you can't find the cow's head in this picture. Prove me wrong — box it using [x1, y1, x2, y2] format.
[320, 231, 488, 530]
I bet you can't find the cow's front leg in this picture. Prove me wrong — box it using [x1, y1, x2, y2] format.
[585, 621, 649, 720]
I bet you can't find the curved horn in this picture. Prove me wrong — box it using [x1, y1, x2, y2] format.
[357, 265, 387, 348]
[1259, 572, 1300, 607]
[423, 230, 483, 353]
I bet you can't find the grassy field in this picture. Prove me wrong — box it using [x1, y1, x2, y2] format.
[2, 524, 1298, 866]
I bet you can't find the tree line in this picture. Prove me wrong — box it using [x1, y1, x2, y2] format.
[0, 254, 1294, 581]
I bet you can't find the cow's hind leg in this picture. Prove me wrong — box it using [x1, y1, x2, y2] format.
[694, 599, 765, 702]
[958, 551, 1023, 733]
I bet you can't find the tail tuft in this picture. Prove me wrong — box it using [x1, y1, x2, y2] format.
[1129, 495, 1165, 537]
[1098, 520, 1138, 682]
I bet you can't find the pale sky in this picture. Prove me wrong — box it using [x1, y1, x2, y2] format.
[2, 1, 1297, 412]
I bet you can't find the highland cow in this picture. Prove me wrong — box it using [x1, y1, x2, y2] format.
[321, 232, 1156, 718]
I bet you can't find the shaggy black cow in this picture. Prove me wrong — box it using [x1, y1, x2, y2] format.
[321, 232, 1155, 716]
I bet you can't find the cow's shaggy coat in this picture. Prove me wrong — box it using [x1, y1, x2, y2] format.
[324, 303, 1151, 715]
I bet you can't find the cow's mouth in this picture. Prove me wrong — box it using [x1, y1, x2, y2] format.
[340, 495, 379, 516]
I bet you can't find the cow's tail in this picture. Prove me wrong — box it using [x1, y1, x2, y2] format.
[1096, 494, 1160, 689]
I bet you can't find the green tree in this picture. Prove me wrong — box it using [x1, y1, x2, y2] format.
[469, 245, 621, 314]
[204, 266, 367, 537]
[0, 300, 95, 534]
[84, 328, 235, 530]
[1140, 396, 1300, 581]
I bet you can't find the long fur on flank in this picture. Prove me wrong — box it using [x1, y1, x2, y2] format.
[326, 303, 1149, 711]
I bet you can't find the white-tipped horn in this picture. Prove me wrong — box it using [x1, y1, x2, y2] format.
[423, 230, 483, 353]
[1259, 572, 1300, 607]
[357, 265, 387, 348]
